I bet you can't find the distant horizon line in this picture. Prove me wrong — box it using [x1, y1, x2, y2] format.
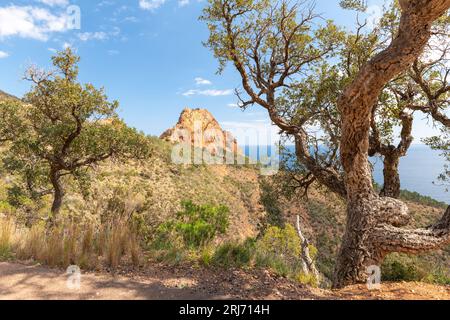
[240, 143, 432, 147]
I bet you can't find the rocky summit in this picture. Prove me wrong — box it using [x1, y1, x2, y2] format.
[160, 108, 241, 156]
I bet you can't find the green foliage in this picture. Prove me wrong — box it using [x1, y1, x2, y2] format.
[2, 48, 151, 215]
[0, 99, 25, 143]
[155, 200, 230, 248]
[253, 225, 311, 282]
[424, 269, 450, 285]
[7, 186, 34, 208]
[0, 201, 14, 215]
[259, 179, 284, 229]
[258, 225, 301, 262]
[382, 253, 450, 285]
[295, 272, 319, 287]
[382, 254, 428, 282]
[211, 239, 256, 268]
[209, 225, 320, 286]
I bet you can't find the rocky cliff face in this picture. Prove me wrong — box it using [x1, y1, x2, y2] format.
[160, 108, 241, 156]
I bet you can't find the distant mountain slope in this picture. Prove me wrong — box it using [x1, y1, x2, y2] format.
[0, 90, 20, 101]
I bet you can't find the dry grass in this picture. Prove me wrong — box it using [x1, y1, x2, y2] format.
[0, 218, 14, 258]
[0, 217, 143, 270]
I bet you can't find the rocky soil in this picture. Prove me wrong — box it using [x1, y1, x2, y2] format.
[1, 262, 448, 300]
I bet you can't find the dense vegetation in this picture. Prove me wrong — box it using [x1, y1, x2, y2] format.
[0, 0, 449, 291]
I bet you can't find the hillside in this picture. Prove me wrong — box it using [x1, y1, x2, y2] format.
[2, 132, 448, 285]
[0, 99, 448, 289]
[0, 90, 19, 101]
[87, 137, 450, 284]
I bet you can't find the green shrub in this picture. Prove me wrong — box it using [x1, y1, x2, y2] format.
[199, 246, 214, 266]
[382, 253, 450, 285]
[211, 239, 255, 268]
[295, 272, 319, 287]
[217, 224, 317, 285]
[382, 254, 427, 282]
[154, 246, 187, 265]
[259, 180, 284, 228]
[0, 201, 14, 215]
[424, 269, 450, 285]
[155, 200, 230, 248]
[254, 225, 319, 286]
[255, 253, 291, 277]
[258, 224, 301, 263]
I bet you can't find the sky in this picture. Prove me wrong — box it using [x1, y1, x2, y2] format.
[0, 0, 441, 147]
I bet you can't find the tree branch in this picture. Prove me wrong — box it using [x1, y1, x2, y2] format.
[373, 206, 450, 254]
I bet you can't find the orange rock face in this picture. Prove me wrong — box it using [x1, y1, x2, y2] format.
[160, 108, 241, 156]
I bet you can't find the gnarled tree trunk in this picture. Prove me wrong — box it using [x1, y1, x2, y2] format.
[370, 111, 414, 199]
[380, 151, 401, 198]
[50, 168, 64, 216]
[333, 0, 450, 288]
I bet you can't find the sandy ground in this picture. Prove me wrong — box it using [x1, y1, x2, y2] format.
[1, 262, 449, 300]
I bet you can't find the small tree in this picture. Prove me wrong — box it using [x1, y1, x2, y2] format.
[5, 48, 151, 220]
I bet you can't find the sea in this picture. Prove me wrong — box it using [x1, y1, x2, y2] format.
[244, 144, 449, 204]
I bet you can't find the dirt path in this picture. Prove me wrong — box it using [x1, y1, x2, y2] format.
[1, 262, 449, 300]
[0, 261, 320, 300]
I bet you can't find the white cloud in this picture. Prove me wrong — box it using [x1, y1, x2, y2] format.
[194, 77, 212, 85]
[124, 16, 139, 23]
[77, 31, 108, 41]
[37, 0, 69, 7]
[139, 0, 166, 11]
[182, 89, 233, 97]
[111, 26, 121, 36]
[0, 5, 71, 41]
[97, 1, 114, 7]
[178, 0, 190, 7]
[227, 103, 239, 108]
[0, 51, 9, 58]
[108, 49, 120, 55]
[76, 27, 120, 42]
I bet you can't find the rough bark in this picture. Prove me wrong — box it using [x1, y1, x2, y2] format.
[334, 0, 450, 289]
[50, 169, 64, 216]
[370, 110, 414, 198]
[380, 152, 401, 198]
[373, 206, 450, 254]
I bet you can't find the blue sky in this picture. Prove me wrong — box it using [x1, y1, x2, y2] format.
[0, 0, 437, 145]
